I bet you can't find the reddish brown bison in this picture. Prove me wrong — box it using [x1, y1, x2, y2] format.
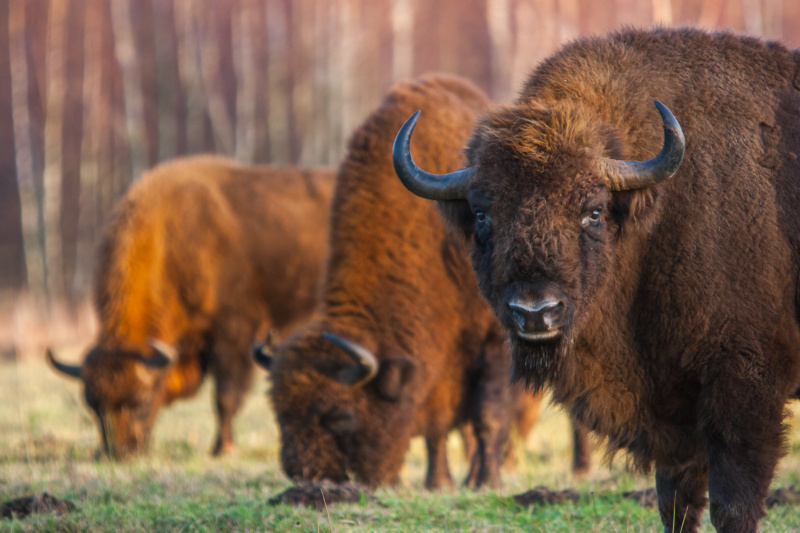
[48, 156, 334, 459]
[395, 29, 800, 532]
[256, 74, 590, 490]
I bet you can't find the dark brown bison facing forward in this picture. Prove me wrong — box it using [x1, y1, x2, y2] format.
[258, 75, 588, 490]
[395, 29, 800, 532]
[49, 156, 334, 459]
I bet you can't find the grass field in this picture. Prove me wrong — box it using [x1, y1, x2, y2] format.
[2, 354, 800, 532]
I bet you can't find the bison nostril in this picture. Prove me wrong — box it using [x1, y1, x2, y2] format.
[508, 299, 563, 333]
[511, 309, 527, 331]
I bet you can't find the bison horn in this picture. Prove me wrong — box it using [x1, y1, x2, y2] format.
[145, 338, 177, 368]
[252, 331, 275, 371]
[393, 110, 473, 200]
[322, 332, 379, 387]
[601, 100, 685, 191]
[46, 348, 83, 379]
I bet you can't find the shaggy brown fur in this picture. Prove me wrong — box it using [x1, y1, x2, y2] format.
[49, 156, 334, 458]
[424, 28, 800, 532]
[267, 75, 589, 490]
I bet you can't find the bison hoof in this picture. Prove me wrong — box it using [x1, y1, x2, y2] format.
[211, 441, 237, 456]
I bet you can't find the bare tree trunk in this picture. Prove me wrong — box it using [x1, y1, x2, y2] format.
[698, 0, 724, 29]
[110, 0, 148, 180]
[486, 0, 511, 100]
[327, 0, 344, 163]
[311, 0, 330, 164]
[391, 0, 414, 83]
[741, 0, 764, 35]
[293, 0, 315, 165]
[652, 0, 673, 24]
[266, 0, 291, 164]
[511, 0, 555, 92]
[42, 0, 69, 304]
[233, 0, 257, 163]
[762, 0, 783, 39]
[339, 0, 360, 148]
[558, 0, 580, 44]
[74, 0, 103, 297]
[175, 0, 207, 154]
[198, 4, 235, 156]
[153, 0, 178, 162]
[9, 0, 45, 308]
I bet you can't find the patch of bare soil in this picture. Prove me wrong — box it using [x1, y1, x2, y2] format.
[766, 486, 800, 508]
[268, 480, 378, 509]
[0, 493, 76, 520]
[513, 486, 581, 506]
[622, 487, 658, 508]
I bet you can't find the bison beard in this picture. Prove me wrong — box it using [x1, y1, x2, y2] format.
[509, 335, 566, 392]
[393, 28, 800, 533]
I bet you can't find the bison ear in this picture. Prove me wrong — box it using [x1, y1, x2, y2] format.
[436, 200, 475, 242]
[252, 332, 275, 372]
[144, 339, 177, 368]
[609, 187, 661, 231]
[374, 357, 416, 402]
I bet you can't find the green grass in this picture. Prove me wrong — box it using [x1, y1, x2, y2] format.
[2, 357, 800, 532]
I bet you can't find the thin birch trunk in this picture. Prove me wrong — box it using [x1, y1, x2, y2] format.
[153, 0, 178, 162]
[266, 0, 290, 164]
[741, 0, 764, 35]
[311, 0, 330, 164]
[199, 5, 235, 156]
[42, 0, 69, 303]
[9, 0, 45, 307]
[486, 0, 511, 100]
[74, 0, 103, 297]
[293, 0, 314, 165]
[558, 0, 580, 43]
[651, 0, 673, 24]
[175, 0, 207, 154]
[698, 0, 725, 28]
[327, 0, 344, 163]
[339, 0, 360, 148]
[391, 0, 414, 84]
[110, 0, 148, 180]
[233, 0, 257, 163]
[762, 0, 783, 39]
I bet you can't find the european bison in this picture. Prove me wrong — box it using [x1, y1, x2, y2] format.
[394, 29, 800, 532]
[48, 156, 334, 458]
[256, 75, 589, 490]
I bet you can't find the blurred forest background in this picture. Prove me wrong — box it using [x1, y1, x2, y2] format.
[1, 0, 799, 357]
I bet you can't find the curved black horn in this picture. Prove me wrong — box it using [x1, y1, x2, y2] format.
[252, 332, 275, 371]
[600, 100, 685, 191]
[145, 339, 177, 368]
[46, 348, 83, 379]
[393, 111, 473, 200]
[322, 332, 379, 387]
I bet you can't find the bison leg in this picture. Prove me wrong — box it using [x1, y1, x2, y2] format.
[424, 432, 454, 490]
[571, 421, 592, 476]
[655, 461, 708, 533]
[462, 338, 516, 489]
[701, 359, 787, 533]
[208, 327, 256, 456]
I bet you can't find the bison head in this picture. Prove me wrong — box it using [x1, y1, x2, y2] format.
[255, 327, 416, 486]
[47, 340, 176, 459]
[393, 100, 684, 389]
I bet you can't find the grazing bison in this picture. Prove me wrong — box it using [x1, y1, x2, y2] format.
[256, 74, 589, 490]
[48, 156, 334, 459]
[394, 29, 800, 532]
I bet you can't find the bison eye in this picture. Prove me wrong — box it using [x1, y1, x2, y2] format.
[581, 208, 603, 228]
[474, 211, 491, 244]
